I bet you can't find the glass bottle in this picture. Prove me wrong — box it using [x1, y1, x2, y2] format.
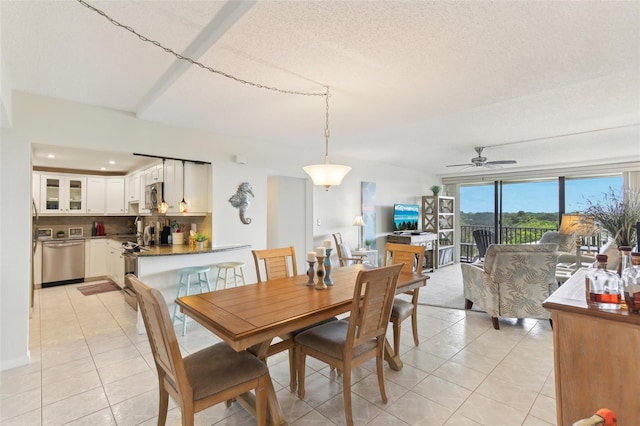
[589, 254, 623, 310]
[618, 246, 631, 277]
[622, 252, 640, 313]
[584, 259, 597, 302]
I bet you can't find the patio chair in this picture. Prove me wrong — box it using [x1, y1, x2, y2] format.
[472, 229, 494, 262]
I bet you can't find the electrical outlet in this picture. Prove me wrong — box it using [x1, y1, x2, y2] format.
[317, 219, 321, 226]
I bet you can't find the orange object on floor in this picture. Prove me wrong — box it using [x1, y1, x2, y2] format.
[573, 408, 617, 426]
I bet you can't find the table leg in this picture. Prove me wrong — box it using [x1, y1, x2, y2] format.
[384, 338, 403, 371]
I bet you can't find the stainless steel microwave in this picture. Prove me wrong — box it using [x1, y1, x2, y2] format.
[145, 182, 163, 210]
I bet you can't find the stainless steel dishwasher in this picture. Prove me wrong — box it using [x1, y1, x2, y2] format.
[42, 239, 85, 287]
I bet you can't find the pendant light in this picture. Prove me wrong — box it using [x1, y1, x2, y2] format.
[158, 158, 169, 214]
[179, 160, 188, 213]
[303, 87, 351, 191]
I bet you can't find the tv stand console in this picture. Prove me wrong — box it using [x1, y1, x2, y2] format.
[386, 233, 437, 271]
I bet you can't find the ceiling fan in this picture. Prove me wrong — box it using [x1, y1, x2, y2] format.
[446, 147, 517, 170]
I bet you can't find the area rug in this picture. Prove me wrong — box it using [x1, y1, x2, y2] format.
[77, 281, 121, 296]
[417, 263, 477, 310]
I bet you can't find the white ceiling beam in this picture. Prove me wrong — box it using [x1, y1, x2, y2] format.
[136, 0, 256, 118]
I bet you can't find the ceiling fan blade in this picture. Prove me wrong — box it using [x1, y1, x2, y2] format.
[486, 160, 517, 165]
[446, 163, 473, 167]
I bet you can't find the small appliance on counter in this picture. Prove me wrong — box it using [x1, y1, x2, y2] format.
[160, 226, 171, 244]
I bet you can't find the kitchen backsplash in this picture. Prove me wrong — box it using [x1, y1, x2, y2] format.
[37, 214, 211, 240]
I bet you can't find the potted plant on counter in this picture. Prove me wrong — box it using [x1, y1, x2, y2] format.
[194, 233, 208, 250]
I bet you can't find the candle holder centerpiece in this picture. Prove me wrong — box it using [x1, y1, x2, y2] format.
[323, 240, 334, 286]
[306, 251, 317, 286]
[315, 247, 327, 290]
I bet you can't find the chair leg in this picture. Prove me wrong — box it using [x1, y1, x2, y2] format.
[182, 402, 195, 426]
[465, 299, 473, 310]
[376, 344, 388, 404]
[411, 311, 419, 347]
[342, 364, 353, 426]
[392, 319, 401, 356]
[288, 347, 297, 392]
[492, 317, 500, 330]
[255, 376, 268, 426]
[296, 348, 306, 399]
[158, 382, 169, 426]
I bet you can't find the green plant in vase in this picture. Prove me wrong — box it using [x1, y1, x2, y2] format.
[584, 187, 640, 248]
[430, 185, 441, 196]
[194, 233, 208, 242]
[365, 239, 373, 249]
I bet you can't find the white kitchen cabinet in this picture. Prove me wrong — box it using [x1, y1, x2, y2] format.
[184, 162, 210, 213]
[85, 239, 107, 278]
[106, 177, 125, 214]
[139, 169, 151, 214]
[107, 239, 125, 287]
[163, 159, 180, 212]
[32, 172, 41, 209]
[86, 176, 106, 214]
[125, 172, 141, 204]
[40, 174, 87, 214]
[145, 162, 163, 185]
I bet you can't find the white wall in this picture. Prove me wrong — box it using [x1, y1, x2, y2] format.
[0, 129, 31, 370]
[0, 92, 435, 370]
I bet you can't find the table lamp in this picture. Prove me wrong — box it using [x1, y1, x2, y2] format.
[353, 215, 365, 250]
[560, 213, 597, 270]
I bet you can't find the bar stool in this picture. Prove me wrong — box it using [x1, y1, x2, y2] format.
[172, 265, 212, 335]
[214, 262, 246, 289]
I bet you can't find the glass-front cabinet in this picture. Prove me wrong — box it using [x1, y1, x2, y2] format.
[40, 174, 87, 214]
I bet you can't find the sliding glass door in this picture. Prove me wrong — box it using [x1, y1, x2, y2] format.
[459, 174, 622, 262]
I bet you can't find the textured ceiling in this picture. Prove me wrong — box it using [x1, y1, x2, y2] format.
[2, 0, 639, 175]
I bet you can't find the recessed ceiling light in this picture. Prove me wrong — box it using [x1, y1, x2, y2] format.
[108, 160, 115, 165]
[100, 167, 106, 171]
[47, 154, 55, 158]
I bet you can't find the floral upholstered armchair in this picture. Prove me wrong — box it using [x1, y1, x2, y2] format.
[461, 243, 560, 329]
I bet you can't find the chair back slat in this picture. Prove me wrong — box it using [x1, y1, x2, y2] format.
[126, 274, 188, 395]
[348, 264, 403, 346]
[252, 246, 298, 282]
[384, 242, 425, 274]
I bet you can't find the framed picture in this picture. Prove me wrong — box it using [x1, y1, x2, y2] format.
[68, 227, 83, 238]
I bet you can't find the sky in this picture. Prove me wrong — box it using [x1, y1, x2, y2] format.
[460, 175, 623, 213]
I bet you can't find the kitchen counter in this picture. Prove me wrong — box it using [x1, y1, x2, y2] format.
[131, 243, 253, 334]
[133, 244, 250, 257]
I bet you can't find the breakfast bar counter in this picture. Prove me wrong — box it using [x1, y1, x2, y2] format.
[131, 243, 252, 333]
[135, 243, 250, 257]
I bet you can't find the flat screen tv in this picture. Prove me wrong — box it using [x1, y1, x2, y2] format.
[393, 203, 419, 231]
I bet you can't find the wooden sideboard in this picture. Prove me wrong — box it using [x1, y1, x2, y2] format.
[386, 233, 437, 271]
[543, 269, 640, 425]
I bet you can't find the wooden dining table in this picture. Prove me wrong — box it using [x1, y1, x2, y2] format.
[176, 263, 428, 425]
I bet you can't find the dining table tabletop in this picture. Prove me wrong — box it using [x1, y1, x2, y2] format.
[176, 263, 428, 425]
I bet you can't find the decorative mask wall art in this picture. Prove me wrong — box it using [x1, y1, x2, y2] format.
[228, 182, 254, 224]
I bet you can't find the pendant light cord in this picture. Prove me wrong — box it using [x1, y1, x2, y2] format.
[324, 87, 330, 164]
[76, 0, 326, 98]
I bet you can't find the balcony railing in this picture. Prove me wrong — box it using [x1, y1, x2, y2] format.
[459, 225, 607, 263]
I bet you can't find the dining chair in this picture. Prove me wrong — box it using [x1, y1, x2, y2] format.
[384, 242, 425, 355]
[251, 246, 300, 391]
[252, 246, 298, 282]
[127, 274, 271, 426]
[332, 232, 367, 266]
[294, 263, 404, 426]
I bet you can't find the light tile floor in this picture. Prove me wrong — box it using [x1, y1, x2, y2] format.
[1, 278, 557, 425]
